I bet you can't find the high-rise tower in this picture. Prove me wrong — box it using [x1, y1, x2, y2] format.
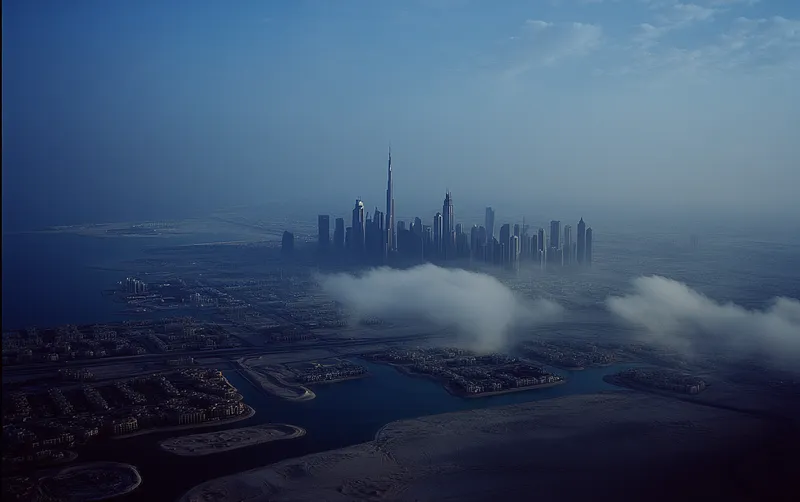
[385, 147, 395, 253]
[485, 207, 495, 241]
[318, 215, 330, 249]
[577, 217, 586, 264]
[443, 191, 454, 257]
[433, 212, 443, 256]
[352, 199, 365, 254]
[550, 220, 561, 250]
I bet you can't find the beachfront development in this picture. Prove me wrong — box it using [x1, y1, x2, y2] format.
[2, 367, 254, 473]
[366, 347, 564, 397]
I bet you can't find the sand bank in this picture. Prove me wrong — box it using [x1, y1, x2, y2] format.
[160, 423, 305, 456]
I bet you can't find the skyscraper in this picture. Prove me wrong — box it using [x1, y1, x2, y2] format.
[537, 228, 545, 252]
[549, 220, 561, 250]
[334, 218, 345, 249]
[485, 207, 495, 242]
[563, 225, 572, 265]
[510, 235, 520, 265]
[443, 191, 454, 257]
[499, 224, 511, 264]
[577, 217, 586, 264]
[385, 147, 395, 253]
[585, 227, 593, 265]
[513, 224, 520, 238]
[318, 215, 330, 249]
[352, 199, 365, 253]
[433, 212, 443, 256]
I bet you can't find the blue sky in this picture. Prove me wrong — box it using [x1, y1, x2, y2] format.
[2, 0, 799, 230]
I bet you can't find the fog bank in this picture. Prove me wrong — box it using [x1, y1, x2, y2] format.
[319, 264, 562, 352]
[607, 276, 800, 366]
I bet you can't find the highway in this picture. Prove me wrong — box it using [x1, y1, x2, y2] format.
[3, 332, 453, 378]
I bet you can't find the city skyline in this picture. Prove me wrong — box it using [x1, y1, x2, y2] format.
[304, 148, 594, 269]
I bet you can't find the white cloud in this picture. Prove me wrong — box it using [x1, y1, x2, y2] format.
[502, 20, 603, 78]
[319, 264, 563, 353]
[607, 276, 800, 367]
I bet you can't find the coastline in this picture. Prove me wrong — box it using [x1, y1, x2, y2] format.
[113, 404, 255, 440]
[304, 373, 369, 386]
[237, 361, 316, 402]
[159, 423, 306, 457]
[384, 361, 566, 398]
[446, 379, 566, 398]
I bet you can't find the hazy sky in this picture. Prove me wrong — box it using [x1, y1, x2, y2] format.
[3, 0, 799, 230]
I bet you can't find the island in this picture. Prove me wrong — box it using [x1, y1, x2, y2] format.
[519, 339, 616, 370]
[366, 347, 564, 397]
[160, 423, 306, 457]
[237, 357, 368, 401]
[604, 367, 708, 395]
[38, 462, 142, 502]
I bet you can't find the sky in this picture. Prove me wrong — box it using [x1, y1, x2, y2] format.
[2, 0, 799, 230]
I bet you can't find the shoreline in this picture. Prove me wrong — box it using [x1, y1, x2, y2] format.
[446, 379, 566, 398]
[237, 361, 316, 402]
[304, 373, 369, 386]
[43, 462, 142, 502]
[383, 361, 567, 398]
[113, 404, 255, 439]
[159, 423, 306, 457]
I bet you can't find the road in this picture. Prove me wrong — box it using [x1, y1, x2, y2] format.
[3, 332, 453, 378]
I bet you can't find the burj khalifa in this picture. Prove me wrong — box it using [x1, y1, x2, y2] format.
[386, 147, 395, 253]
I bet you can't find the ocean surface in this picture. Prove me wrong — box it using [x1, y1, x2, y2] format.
[2, 221, 799, 500]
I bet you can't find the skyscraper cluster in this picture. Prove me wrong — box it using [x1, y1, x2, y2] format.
[308, 148, 595, 268]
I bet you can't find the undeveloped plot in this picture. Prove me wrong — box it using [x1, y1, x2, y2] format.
[160, 423, 306, 456]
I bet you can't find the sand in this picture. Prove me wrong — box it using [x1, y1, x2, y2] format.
[179, 392, 798, 502]
[237, 359, 316, 401]
[160, 423, 306, 457]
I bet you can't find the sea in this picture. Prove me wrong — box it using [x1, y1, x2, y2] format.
[2, 218, 800, 501]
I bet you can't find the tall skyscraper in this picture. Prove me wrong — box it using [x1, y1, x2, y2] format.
[585, 227, 593, 265]
[500, 224, 511, 264]
[577, 217, 586, 264]
[485, 207, 495, 241]
[537, 228, 545, 252]
[385, 147, 395, 253]
[433, 212, 443, 256]
[510, 235, 520, 264]
[413, 217, 423, 236]
[563, 225, 572, 265]
[318, 215, 330, 249]
[549, 220, 561, 249]
[513, 224, 520, 238]
[334, 218, 345, 249]
[352, 199, 365, 253]
[442, 191, 454, 256]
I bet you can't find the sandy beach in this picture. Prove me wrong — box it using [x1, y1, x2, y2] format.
[178, 392, 793, 502]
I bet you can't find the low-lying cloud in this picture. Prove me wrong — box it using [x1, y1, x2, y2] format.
[319, 264, 562, 352]
[607, 276, 800, 365]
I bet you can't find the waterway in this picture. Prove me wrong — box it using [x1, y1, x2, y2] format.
[76, 359, 640, 502]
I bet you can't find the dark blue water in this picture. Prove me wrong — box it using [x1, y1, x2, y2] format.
[77, 360, 640, 502]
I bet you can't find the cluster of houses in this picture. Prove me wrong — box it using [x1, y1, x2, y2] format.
[296, 363, 366, 384]
[371, 348, 563, 396]
[618, 368, 707, 395]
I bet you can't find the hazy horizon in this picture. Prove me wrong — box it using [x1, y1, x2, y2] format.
[3, 0, 799, 231]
